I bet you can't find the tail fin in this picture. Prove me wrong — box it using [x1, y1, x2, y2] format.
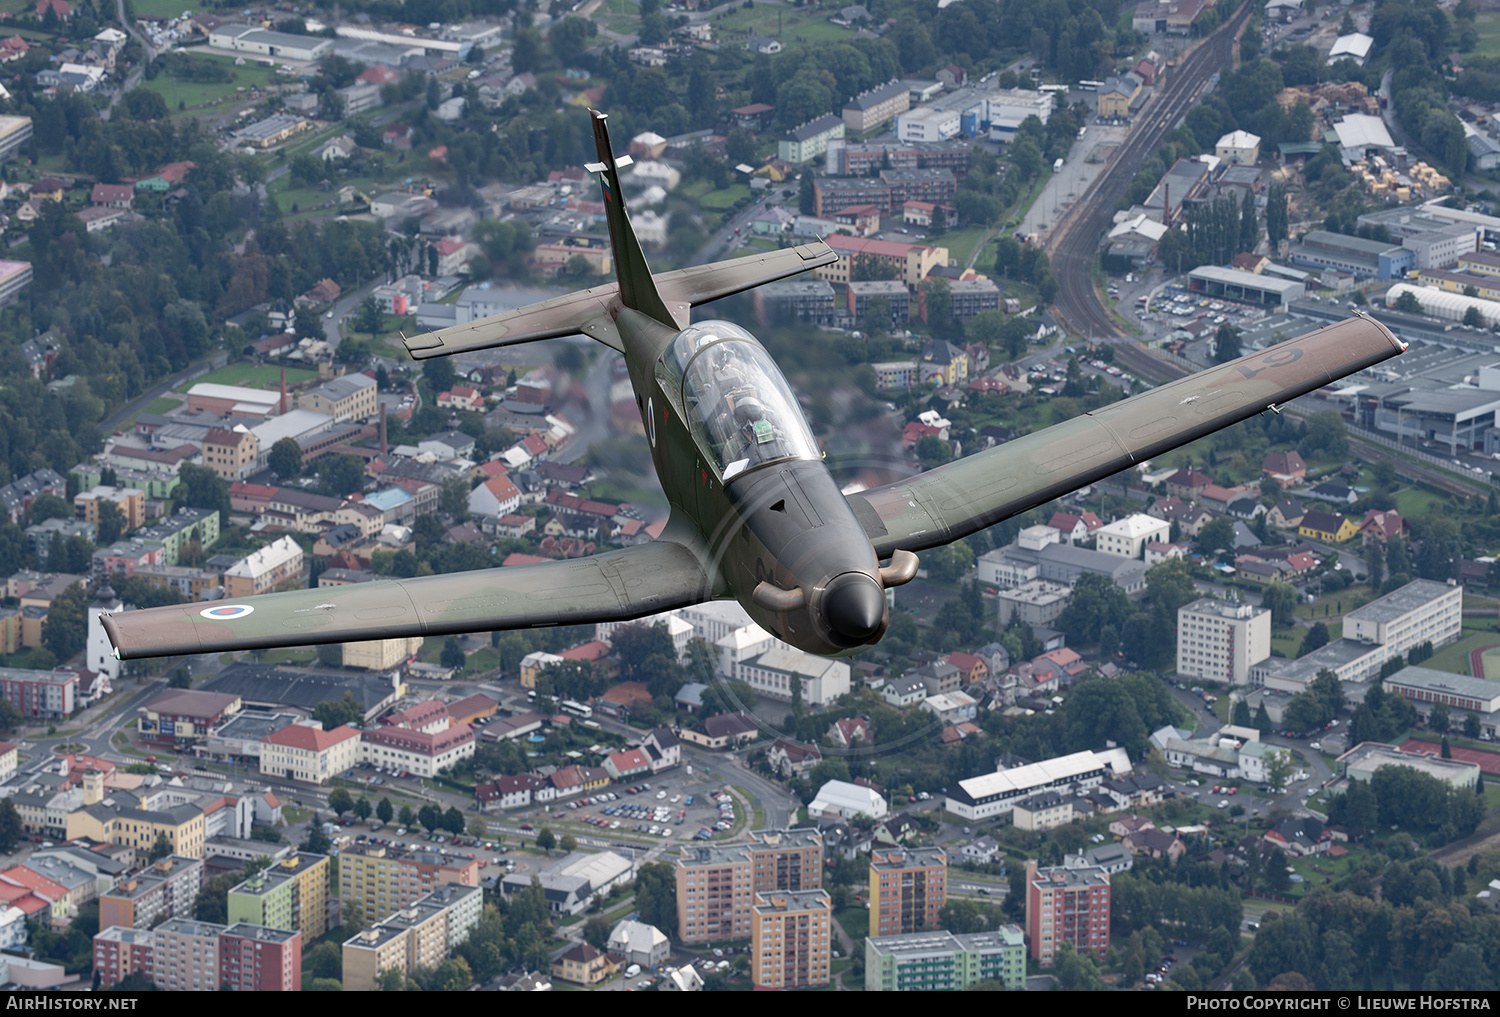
[586, 109, 677, 328]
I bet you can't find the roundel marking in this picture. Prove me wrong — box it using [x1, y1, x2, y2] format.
[647, 396, 657, 448]
[201, 604, 254, 620]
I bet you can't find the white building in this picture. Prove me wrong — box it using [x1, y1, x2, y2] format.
[1214, 130, 1261, 165]
[595, 612, 694, 663]
[359, 724, 475, 777]
[734, 646, 850, 706]
[1327, 32, 1374, 66]
[608, 919, 670, 969]
[809, 779, 889, 820]
[86, 583, 122, 689]
[1345, 578, 1462, 660]
[945, 750, 1119, 821]
[896, 106, 961, 142]
[1177, 597, 1271, 686]
[1094, 514, 1170, 559]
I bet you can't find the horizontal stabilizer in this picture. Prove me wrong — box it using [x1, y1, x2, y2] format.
[401, 241, 838, 361]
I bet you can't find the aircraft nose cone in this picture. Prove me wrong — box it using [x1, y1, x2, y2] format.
[823, 573, 885, 642]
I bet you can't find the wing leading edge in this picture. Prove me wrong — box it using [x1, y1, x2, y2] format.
[848, 315, 1406, 558]
[103, 539, 713, 660]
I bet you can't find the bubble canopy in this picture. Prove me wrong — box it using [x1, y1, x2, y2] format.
[660, 321, 820, 482]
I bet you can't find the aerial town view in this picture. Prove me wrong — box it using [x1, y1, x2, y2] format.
[0, 0, 1493, 996]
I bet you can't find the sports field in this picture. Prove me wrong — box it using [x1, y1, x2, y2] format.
[1469, 644, 1500, 679]
[1396, 737, 1500, 775]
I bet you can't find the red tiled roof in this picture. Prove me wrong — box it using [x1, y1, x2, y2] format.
[262, 723, 360, 752]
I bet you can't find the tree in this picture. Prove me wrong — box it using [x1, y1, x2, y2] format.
[42, 583, 88, 663]
[418, 804, 441, 832]
[354, 796, 372, 821]
[172, 463, 231, 523]
[0, 799, 20, 852]
[634, 861, 677, 931]
[303, 815, 331, 854]
[443, 806, 465, 834]
[1263, 582, 1298, 628]
[268, 437, 302, 479]
[398, 804, 414, 827]
[1197, 516, 1237, 556]
[441, 636, 466, 670]
[1265, 748, 1294, 792]
[355, 295, 383, 338]
[1213, 323, 1242, 364]
[559, 832, 578, 854]
[535, 827, 556, 854]
[318, 454, 366, 497]
[799, 173, 815, 216]
[1395, 290, 1423, 314]
[467, 817, 488, 839]
[149, 831, 173, 862]
[1465, 711, 1482, 739]
[328, 787, 354, 817]
[96, 499, 125, 544]
[1430, 700, 1450, 733]
[423, 356, 456, 395]
[549, 16, 590, 65]
[1464, 305, 1484, 328]
[1266, 182, 1289, 247]
[1300, 622, 1330, 656]
[168, 668, 191, 689]
[583, 915, 612, 949]
[1240, 188, 1258, 254]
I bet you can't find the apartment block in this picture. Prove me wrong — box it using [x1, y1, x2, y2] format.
[298, 372, 377, 422]
[222, 536, 303, 597]
[1177, 597, 1272, 686]
[93, 926, 154, 988]
[74, 485, 145, 530]
[675, 829, 823, 944]
[869, 847, 947, 937]
[750, 889, 832, 990]
[865, 926, 1026, 991]
[341, 884, 482, 991]
[152, 918, 225, 992]
[202, 429, 259, 482]
[219, 923, 301, 991]
[226, 852, 330, 943]
[338, 843, 480, 930]
[1024, 861, 1111, 964]
[98, 855, 203, 932]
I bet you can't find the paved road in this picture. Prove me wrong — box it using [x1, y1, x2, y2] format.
[99, 352, 228, 435]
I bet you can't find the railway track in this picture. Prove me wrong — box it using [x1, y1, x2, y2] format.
[1047, 0, 1257, 339]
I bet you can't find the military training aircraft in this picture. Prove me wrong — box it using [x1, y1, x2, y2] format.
[103, 109, 1408, 663]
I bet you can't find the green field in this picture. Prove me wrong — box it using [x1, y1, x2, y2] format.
[137, 52, 283, 113]
[183, 363, 318, 391]
[937, 225, 988, 269]
[1474, 12, 1500, 59]
[144, 395, 182, 414]
[131, 0, 205, 18]
[1425, 628, 1500, 676]
[699, 184, 751, 210]
[1394, 487, 1450, 521]
[712, 5, 853, 47]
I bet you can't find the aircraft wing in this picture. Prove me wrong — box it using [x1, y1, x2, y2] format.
[102, 539, 713, 660]
[846, 316, 1406, 558]
[655, 241, 839, 309]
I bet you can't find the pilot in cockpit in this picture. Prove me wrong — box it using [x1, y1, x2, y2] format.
[733, 397, 783, 463]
